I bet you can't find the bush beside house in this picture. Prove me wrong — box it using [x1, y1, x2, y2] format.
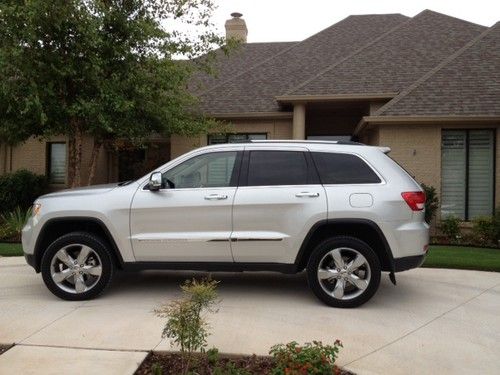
[0, 170, 47, 242]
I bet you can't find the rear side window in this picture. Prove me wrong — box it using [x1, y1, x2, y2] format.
[247, 151, 308, 186]
[311, 152, 381, 184]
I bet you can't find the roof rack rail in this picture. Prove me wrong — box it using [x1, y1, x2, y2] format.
[247, 140, 365, 146]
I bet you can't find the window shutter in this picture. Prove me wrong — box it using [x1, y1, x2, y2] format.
[441, 131, 466, 219]
[468, 130, 494, 218]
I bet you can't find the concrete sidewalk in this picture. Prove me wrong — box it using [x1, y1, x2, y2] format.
[0, 256, 499, 374]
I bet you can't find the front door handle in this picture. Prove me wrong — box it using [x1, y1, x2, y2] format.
[204, 194, 228, 200]
[295, 192, 320, 198]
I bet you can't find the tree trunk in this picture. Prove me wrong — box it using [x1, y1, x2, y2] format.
[87, 138, 103, 186]
[67, 136, 75, 186]
[69, 120, 83, 188]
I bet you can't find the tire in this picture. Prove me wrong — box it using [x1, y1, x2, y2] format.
[41, 231, 114, 301]
[307, 236, 381, 308]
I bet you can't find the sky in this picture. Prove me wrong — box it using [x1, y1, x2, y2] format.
[212, 0, 500, 43]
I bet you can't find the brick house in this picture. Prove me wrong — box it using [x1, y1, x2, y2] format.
[1, 10, 499, 223]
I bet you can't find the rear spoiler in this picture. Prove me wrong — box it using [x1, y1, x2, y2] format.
[378, 146, 391, 154]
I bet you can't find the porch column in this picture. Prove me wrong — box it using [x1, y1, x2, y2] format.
[292, 103, 306, 140]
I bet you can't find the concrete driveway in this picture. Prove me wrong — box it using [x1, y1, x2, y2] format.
[0, 256, 499, 375]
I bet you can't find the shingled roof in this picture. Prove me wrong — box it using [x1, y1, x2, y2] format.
[199, 14, 409, 114]
[190, 42, 296, 92]
[285, 10, 486, 96]
[375, 22, 500, 117]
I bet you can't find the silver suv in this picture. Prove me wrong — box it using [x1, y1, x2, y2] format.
[22, 141, 429, 307]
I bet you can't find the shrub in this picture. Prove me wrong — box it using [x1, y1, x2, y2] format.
[421, 183, 439, 224]
[151, 362, 162, 375]
[0, 170, 48, 214]
[471, 216, 496, 246]
[440, 216, 461, 241]
[0, 207, 32, 241]
[154, 278, 219, 374]
[269, 341, 343, 375]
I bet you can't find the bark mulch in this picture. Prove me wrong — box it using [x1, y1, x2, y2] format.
[135, 352, 354, 375]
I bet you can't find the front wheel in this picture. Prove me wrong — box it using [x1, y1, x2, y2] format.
[307, 236, 381, 308]
[41, 232, 114, 301]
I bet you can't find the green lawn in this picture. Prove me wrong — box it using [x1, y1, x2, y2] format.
[0, 242, 499, 272]
[0, 242, 23, 257]
[424, 245, 500, 272]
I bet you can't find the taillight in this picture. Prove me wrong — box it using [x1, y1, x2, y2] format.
[401, 191, 426, 211]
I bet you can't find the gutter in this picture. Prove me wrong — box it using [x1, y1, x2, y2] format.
[354, 115, 500, 135]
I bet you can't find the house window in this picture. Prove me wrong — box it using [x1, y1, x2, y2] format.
[441, 130, 495, 220]
[47, 143, 67, 184]
[208, 133, 267, 144]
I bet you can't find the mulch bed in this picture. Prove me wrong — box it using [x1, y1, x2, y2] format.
[0, 345, 13, 355]
[135, 352, 354, 375]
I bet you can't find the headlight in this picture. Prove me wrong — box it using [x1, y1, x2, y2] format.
[32, 203, 42, 217]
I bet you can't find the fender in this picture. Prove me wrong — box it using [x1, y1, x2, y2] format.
[294, 218, 396, 281]
[33, 216, 125, 272]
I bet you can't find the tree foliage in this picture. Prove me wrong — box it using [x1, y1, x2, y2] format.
[0, 0, 227, 186]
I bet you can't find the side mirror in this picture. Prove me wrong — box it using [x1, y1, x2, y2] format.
[149, 172, 162, 191]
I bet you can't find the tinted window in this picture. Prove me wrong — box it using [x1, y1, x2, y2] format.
[312, 152, 381, 184]
[247, 151, 308, 186]
[163, 152, 237, 189]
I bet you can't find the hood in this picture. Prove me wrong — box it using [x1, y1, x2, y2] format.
[39, 183, 121, 200]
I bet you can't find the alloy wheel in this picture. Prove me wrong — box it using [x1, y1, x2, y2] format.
[317, 247, 371, 300]
[50, 244, 103, 294]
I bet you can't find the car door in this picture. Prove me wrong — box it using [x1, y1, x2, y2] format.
[231, 146, 327, 264]
[130, 149, 242, 262]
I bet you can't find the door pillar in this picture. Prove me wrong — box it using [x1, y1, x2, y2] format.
[292, 103, 306, 140]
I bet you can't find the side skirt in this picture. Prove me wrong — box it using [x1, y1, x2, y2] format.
[122, 262, 298, 274]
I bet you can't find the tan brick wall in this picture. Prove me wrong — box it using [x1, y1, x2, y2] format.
[359, 127, 379, 145]
[170, 118, 293, 159]
[4, 136, 109, 187]
[378, 125, 441, 188]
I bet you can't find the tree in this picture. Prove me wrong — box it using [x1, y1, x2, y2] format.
[0, 0, 228, 186]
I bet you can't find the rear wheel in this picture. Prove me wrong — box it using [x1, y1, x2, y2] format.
[307, 236, 381, 308]
[41, 232, 114, 301]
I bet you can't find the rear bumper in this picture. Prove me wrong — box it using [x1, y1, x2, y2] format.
[393, 254, 426, 272]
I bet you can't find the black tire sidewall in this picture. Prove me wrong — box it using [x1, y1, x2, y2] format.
[307, 236, 381, 308]
[41, 232, 114, 301]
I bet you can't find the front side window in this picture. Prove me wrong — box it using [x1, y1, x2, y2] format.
[163, 152, 238, 189]
[311, 152, 381, 184]
[47, 143, 67, 184]
[247, 151, 308, 186]
[208, 133, 267, 144]
[441, 130, 494, 220]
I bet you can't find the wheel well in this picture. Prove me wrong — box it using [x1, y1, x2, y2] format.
[34, 218, 123, 272]
[296, 220, 394, 272]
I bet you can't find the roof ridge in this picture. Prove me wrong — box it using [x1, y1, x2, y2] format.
[245, 41, 298, 45]
[374, 23, 497, 116]
[197, 14, 407, 98]
[282, 16, 412, 96]
[418, 8, 488, 29]
[283, 9, 486, 96]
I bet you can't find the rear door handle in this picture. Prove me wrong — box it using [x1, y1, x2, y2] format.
[204, 194, 228, 200]
[295, 192, 320, 198]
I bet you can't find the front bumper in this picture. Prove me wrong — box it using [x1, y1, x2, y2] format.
[393, 254, 426, 272]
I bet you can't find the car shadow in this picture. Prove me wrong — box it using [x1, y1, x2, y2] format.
[105, 269, 418, 308]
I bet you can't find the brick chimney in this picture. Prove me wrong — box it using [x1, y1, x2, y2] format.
[225, 12, 248, 42]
